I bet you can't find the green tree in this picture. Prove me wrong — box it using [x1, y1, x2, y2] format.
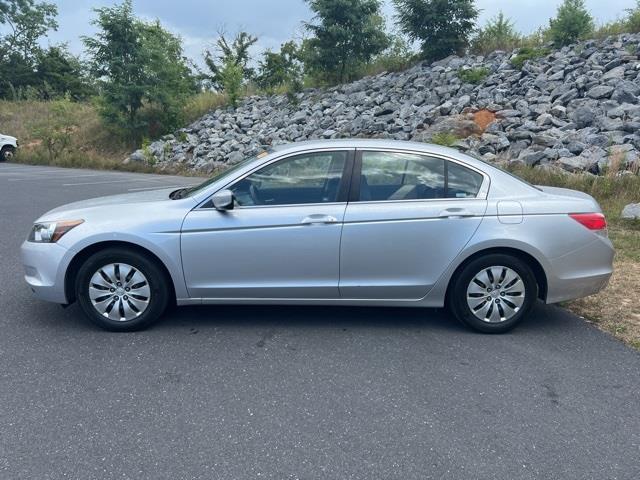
[0, 0, 56, 60]
[140, 20, 198, 135]
[548, 0, 594, 46]
[393, 0, 479, 62]
[34, 46, 94, 100]
[204, 31, 258, 90]
[83, 0, 196, 144]
[256, 41, 303, 94]
[0, 0, 61, 98]
[471, 12, 521, 54]
[303, 0, 389, 84]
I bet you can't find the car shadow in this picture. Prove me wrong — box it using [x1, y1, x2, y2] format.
[35, 298, 573, 336]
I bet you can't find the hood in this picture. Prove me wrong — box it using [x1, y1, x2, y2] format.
[0, 134, 17, 143]
[40, 187, 187, 220]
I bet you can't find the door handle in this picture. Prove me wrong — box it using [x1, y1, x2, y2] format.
[301, 214, 338, 225]
[439, 208, 475, 219]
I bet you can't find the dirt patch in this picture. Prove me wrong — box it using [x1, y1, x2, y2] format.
[473, 109, 497, 132]
[568, 259, 640, 349]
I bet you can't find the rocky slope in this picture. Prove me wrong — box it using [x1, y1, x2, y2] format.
[129, 33, 640, 175]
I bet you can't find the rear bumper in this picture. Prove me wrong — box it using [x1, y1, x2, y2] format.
[545, 236, 614, 304]
[21, 240, 70, 304]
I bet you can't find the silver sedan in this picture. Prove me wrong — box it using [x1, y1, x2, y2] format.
[21, 140, 614, 333]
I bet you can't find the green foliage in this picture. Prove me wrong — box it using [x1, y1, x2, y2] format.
[458, 67, 489, 85]
[204, 31, 258, 90]
[548, 0, 594, 47]
[303, 0, 389, 84]
[393, 0, 479, 62]
[256, 41, 304, 95]
[471, 12, 521, 55]
[219, 58, 243, 108]
[430, 132, 460, 147]
[364, 34, 415, 75]
[0, 0, 90, 100]
[33, 46, 94, 100]
[139, 20, 198, 136]
[626, 1, 640, 33]
[84, 0, 197, 145]
[0, 0, 57, 61]
[28, 96, 74, 162]
[510, 47, 550, 70]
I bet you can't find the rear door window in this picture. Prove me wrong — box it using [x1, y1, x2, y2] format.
[446, 161, 484, 198]
[358, 151, 446, 201]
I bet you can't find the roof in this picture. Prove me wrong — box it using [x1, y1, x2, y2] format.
[269, 138, 490, 169]
[271, 138, 459, 155]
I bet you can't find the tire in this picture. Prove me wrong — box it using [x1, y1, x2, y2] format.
[447, 254, 537, 334]
[75, 248, 171, 331]
[0, 146, 15, 162]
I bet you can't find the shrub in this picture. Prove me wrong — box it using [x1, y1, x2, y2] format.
[510, 47, 550, 70]
[548, 0, 594, 47]
[471, 12, 521, 55]
[220, 59, 244, 108]
[363, 35, 416, 75]
[430, 132, 460, 147]
[458, 67, 490, 85]
[28, 97, 75, 162]
[626, 1, 640, 33]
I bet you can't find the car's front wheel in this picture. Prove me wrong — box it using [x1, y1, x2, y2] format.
[0, 145, 15, 162]
[76, 248, 170, 331]
[448, 254, 537, 333]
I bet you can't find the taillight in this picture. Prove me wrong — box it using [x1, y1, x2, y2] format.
[569, 213, 607, 232]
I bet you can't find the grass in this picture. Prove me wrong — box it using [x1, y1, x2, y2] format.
[458, 67, 490, 85]
[509, 165, 640, 349]
[510, 47, 551, 70]
[182, 91, 228, 125]
[430, 132, 461, 147]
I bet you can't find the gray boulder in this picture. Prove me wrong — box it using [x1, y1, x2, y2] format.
[621, 203, 640, 219]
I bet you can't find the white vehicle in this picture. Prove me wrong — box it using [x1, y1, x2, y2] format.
[0, 133, 17, 161]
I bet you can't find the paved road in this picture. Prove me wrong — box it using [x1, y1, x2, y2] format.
[0, 162, 638, 480]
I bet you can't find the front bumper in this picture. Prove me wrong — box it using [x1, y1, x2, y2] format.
[21, 240, 70, 304]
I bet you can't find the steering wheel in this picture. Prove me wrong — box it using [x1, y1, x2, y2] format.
[249, 183, 261, 205]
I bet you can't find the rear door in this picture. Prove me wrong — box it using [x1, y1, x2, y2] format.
[339, 149, 488, 300]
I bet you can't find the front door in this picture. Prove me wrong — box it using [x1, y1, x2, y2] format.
[181, 149, 353, 299]
[339, 150, 488, 300]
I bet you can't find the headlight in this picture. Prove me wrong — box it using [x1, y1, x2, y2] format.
[28, 220, 84, 243]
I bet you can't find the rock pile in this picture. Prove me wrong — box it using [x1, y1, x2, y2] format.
[128, 33, 640, 176]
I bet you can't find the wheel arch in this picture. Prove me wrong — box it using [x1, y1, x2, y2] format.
[445, 246, 548, 303]
[64, 240, 177, 305]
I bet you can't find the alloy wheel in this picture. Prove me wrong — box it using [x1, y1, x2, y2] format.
[88, 263, 151, 322]
[466, 266, 526, 323]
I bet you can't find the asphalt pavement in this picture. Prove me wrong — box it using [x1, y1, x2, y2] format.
[0, 162, 638, 480]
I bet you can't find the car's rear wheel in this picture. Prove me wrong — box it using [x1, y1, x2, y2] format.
[76, 248, 170, 331]
[448, 254, 537, 333]
[0, 145, 15, 162]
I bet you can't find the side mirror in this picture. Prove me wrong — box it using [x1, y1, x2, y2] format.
[212, 189, 234, 210]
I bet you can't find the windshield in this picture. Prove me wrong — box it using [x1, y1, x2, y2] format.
[181, 150, 272, 198]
